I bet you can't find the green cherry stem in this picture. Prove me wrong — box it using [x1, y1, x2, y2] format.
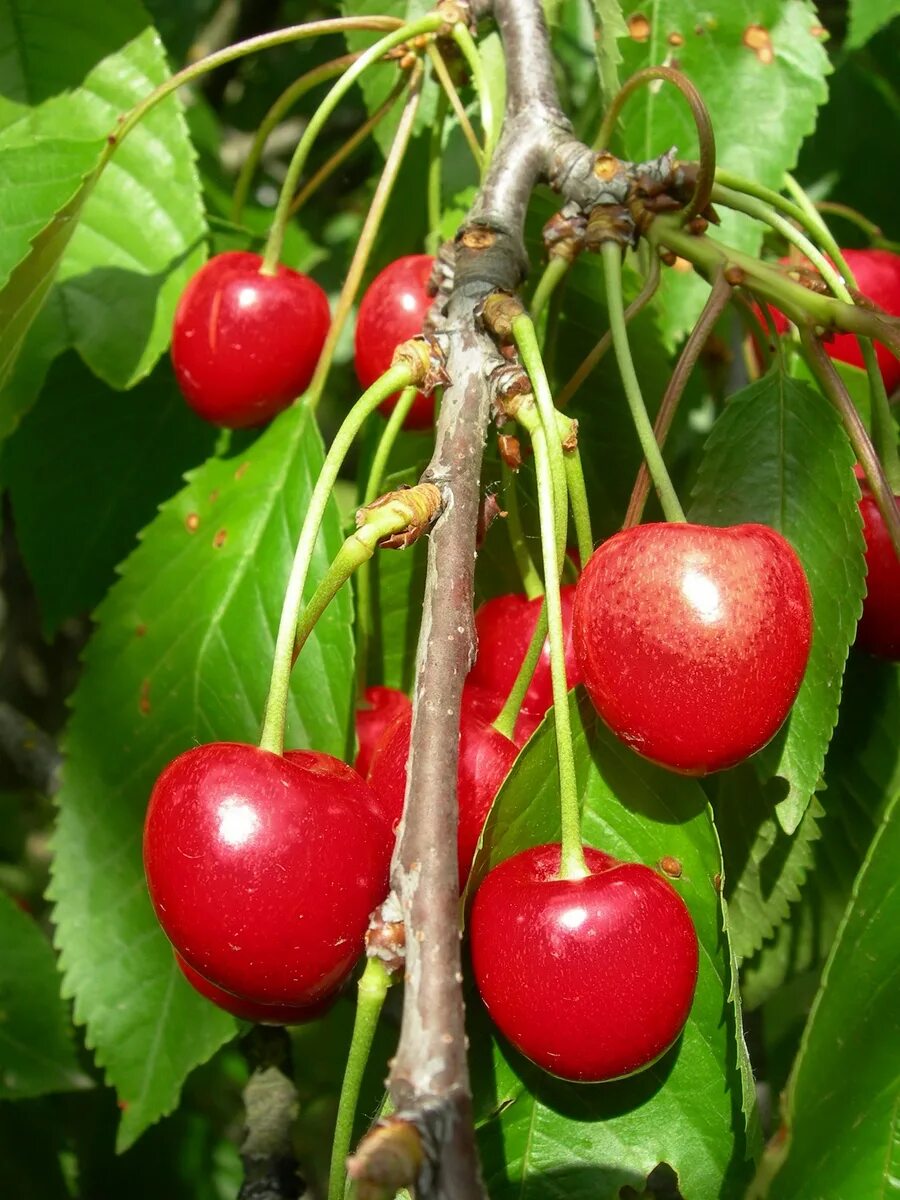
[624, 269, 732, 529]
[289, 78, 407, 217]
[327, 958, 392, 1200]
[426, 88, 450, 255]
[425, 43, 484, 169]
[530, 418, 588, 881]
[259, 363, 413, 757]
[802, 331, 900, 560]
[355, 386, 418, 699]
[304, 64, 425, 413]
[813, 201, 900, 253]
[501, 457, 543, 601]
[555, 252, 661, 409]
[492, 602, 548, 741]
[530, 256, 570, 328]
[601, 241, 686, 523]
[451, 22, 497, 164]
[260, 15, 442, 276]
[230, 54, 356, 224]
[564, 448, 593, 567]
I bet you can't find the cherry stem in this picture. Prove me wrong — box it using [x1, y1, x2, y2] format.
[555, 252, 661, 409]
[782, 175, 900, 493]
[492, 602, 548, 741]
[426, 44, 484, 170]
[595, 67, 715, 222]
[304, 65, 425, 413]
[289, 78, 407, 218]
[258, 363, 414, 757]
[355, 387, 419, 699]
[327, 958, 392, 1200]
[451, 23, 498, 164]
[501, 458, 543, 601]
[802, 331, 900, 560]
[624, 269, 732, 529]
[260, 15, 442, 276]
[230, 54, 356, 224]
[511, 317, 587, 880]
[564, 448, 593, 567]
[291, 504, 417, 668]
[813, 201, 900, 253]
[601, 241, 686, 523]
[530, 256, 570, 328]
[112, 17, 404, 154]
[426, 88, 450, 255]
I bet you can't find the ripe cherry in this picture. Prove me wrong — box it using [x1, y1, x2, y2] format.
[366, 709, 519, 886]
[144, 743, 391, 1004]
[573, 523, 812, 774]
[174, 951, 334, 1025]
[171, 251, 330, 428]
[354, 255, 435, 429]
[854, 471, 900, 659]
[355, 685, 411, 778]
[467, 587, 582, 734]
[470, 843, 699, 1081]
[764, 248, 900, 390]
[462, 681, 544, 748]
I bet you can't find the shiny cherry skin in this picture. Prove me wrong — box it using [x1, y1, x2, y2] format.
[354, 685, 412, 778]
[765, 249, 900, 391]
[174, 951, 334, 1025]
[470, 843, 699, 1081]
[367, 709, 519, 887]
[354, 255, 435, 429]
[462, 682, 544, 748]
[573, 523, 813, 774]
[467, 587, 582, 724]
[143, 743, 391, 1004]
[171, 251, 330, 428]
[855, 481, 900, 660]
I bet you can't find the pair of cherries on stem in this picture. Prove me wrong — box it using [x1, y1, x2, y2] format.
[171, 251, 434, 430]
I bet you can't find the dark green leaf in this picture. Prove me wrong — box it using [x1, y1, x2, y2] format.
[753, 789, 900, 1198]
[689, 372, 866, 834]
[616, 0, 831, 343]
[470, 691, 756, 1199]
[0, 889, 90, 1099]
[4, 354, 217, 634]
[49, 403, 355, 1149]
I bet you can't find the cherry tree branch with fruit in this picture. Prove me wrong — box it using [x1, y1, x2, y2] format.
[2, 2, 899, 1199]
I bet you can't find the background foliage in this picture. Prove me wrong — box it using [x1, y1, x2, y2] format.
[0, 0, 898, 1196]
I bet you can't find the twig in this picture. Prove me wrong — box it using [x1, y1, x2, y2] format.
[238, 1026, 302, 1200]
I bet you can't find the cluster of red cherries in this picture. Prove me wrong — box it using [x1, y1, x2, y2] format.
[145, 245, 899, 1083]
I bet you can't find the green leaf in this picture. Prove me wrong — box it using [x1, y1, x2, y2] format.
[49, 403, 355, 1149]
[752, 790, 900, 1198]
[0, 889, 90, 1100]
[0, 5, 206, 403]
[846, 0, 899, 49]
[470, 691, 755, 1199]
[616, 0, 831, 343]
[4, 354, 217, 634]
[689, 372, 867, 835]
[591, 0, 629, 103]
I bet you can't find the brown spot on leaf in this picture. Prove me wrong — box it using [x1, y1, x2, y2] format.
[713, 872, 723, 893]
[659, 855, 683, 878]
[139, 680, 151, 715]
[810, 24, 826, 38]
[209, 489, 219, 503]
[743, 24, 774, 64]
[627, 13, 650, 41]
[135, 624, 147, 638]
[185, 512, 200, 533]
[212, 528, 228, 549]
[667, 31, 684, 46]
[234, 461, 250, 480]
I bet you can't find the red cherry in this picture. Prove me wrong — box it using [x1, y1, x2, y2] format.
[174, 951, 334, 1025]
[367, 709, 519, 886]
[467, 587, 582, 719]
[354, 686, 412, 778]
[354, 255, 435, 429]
[143, 743, 391, 1004]
[462, 682, 544, 748]
[171, 251, 330, 428]
[763, 249, 900, 390]
[856, 489, 900, 659]
[573, 523, 812, 774]
[470, 844, 699, 1082]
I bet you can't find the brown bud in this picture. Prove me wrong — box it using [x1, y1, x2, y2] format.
[348, 1118, 425, 1196]
[658, 855, 683, 878]
[498, 433, 523, 470]
[477, 491, 507, 547]
[390, 335, 450, 394]
[357, 482, 443, 550]
[584, 203, 635, 251]
[560, 418, 579, 453]
[480, 290, 526, 339]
